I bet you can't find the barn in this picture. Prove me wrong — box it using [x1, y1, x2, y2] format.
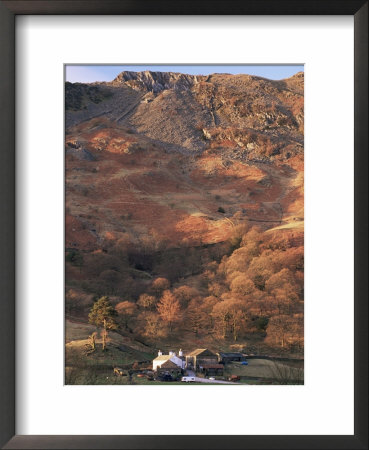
[185, 349, 218, 370]
[217, 352, 246, 364]
[201, 364, 224, 376]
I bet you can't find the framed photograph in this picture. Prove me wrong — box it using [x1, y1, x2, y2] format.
[0, 1, 367, 449]
[64, 61, 305, 389]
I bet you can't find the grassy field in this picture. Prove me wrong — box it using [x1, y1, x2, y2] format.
[66, 368, 208, 385]
[223, 359, 304, 384]
[65, 320, 157, 384]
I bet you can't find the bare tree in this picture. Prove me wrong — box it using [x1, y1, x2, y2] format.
[157, 290, 181, 333]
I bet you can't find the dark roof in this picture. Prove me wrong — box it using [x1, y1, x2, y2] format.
[159, 360, 180, 369]
[218, 352, 244, 357]
[201, 364, 224, 369]
[187, 349, 217, 357]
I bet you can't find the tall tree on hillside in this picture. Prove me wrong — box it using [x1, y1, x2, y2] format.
[137, 311, 168, 343]
[137, 293, 157, 310]
[66, 249, 84, 273]
[226, 298, 248, 341]
[266, 315, 294, 348]
[230, 275, 256, 296]
[150, 277, 170, 298]
[228, 220, 249, 250]
[186, 298, 207, 336]
[211, 301, 232, 339]
[173, 285, 199, 308]
[212, 297, 248, 341]
[157, 290, 181, 333]
[266, 268, 299, 314]
[88, 296, 118, 351]
[116, 300, 137, 330]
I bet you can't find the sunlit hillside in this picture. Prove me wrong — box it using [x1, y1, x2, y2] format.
[65, 71, 304, 384]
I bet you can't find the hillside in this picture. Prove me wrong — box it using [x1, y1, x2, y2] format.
[66, 71, 303, 251]
[65, 70, 304, 381]
[66, 71, 303, 154]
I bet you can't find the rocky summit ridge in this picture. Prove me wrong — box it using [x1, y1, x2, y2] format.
[112, 70, 204, 93]
[66, 70, 304, 157]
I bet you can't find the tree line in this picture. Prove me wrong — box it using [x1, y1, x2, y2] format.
[80, 222, 304, 354]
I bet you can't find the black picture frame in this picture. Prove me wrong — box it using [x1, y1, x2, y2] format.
[0, 1, 367, 449]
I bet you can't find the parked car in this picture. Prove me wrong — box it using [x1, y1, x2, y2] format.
[241, 361, 248, 365]
[181, 376, 195, 383]
[157, 374, 173, 382]
[113, 367, 126, 377]
[136, 373, 145, 378]
[208, 377, 215, 381]
[228, 375, 241, 382]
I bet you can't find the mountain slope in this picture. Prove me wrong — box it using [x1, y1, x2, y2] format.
[65, 70, 304, 367]
[66, 71, 304, 157]
[65, 71, 304, 252]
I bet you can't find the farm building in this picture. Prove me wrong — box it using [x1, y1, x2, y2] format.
[185, 349, 218, 370]
[217, 352, 246, 364]
[156, 360, 182, 377]
[152, 350, 185, 372]
[200, 364, 224, 376]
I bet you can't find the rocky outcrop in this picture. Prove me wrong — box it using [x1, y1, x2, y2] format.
[66, 71, 304, 160]
[111, 70, 205, 93]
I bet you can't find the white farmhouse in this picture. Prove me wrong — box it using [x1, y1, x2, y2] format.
[152, 350, 185, 372]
